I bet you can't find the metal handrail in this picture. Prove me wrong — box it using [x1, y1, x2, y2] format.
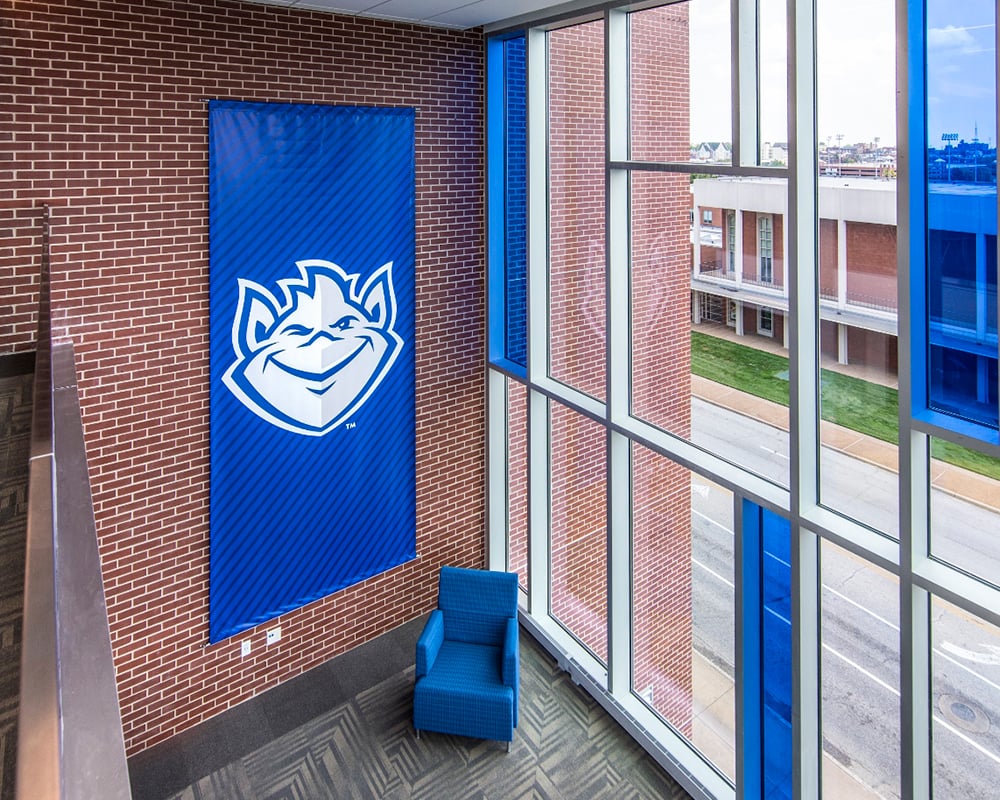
[18, 205, 132, 800]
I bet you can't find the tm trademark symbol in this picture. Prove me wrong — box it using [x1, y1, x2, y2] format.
[345, 422, 357, 430]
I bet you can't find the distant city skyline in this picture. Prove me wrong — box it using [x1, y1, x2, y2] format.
[688, 1, 995, 150]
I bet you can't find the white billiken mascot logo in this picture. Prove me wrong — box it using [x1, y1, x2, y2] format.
[223, 259, 403, 436]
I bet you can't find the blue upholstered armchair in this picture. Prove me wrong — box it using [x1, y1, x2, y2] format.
[413, 566, 520, 749]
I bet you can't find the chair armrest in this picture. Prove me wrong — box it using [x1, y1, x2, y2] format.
[502, 616, 519, 687]
[416, 609, 444, 679]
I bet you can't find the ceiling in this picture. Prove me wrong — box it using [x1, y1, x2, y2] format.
[244, 0, 567, 30]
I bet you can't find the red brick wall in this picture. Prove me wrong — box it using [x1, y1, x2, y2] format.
[548, 21, 606, 400]
[742, 212, 758, 279]
[697, 205, 727, 275]
[846, 221, 898, 309]
[507, 380, 529, 592]
[620, 4, 693, 730]
[847, 327, 899, 373]
[544, 12, 694, 726]
[819, 218, 839, 298]
[0, 206, 42, 353]
[742, 211, 784, 287]
[820, 319, 839, 361]
[549, 402, 608, 660]
[546, 20, 609, 659]
[6, 0, 484, 754]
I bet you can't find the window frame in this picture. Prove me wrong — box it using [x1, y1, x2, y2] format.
[484, 4, 1000, 800]
[757, 307, 774, 336]
[758, 213, 774, 284]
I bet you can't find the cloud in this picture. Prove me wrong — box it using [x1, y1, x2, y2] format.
[928, 25, 980, 51]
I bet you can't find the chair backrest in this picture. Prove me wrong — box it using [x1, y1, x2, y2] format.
[438, 566, 518, 645]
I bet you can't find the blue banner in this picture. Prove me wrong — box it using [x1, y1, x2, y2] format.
[208, 100, 416, 643]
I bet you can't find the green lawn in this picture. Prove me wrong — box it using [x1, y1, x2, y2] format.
[691, 331, 1000, 480]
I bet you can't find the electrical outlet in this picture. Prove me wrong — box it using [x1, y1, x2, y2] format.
[266, 626, 281, 645]
[240, 640, 251, 657]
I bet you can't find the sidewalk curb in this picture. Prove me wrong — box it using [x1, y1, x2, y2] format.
[692, 383, 1000, 515]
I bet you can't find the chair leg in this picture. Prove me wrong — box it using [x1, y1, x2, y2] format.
[506, 740, 511, 753]
[415, 728, 420, 740]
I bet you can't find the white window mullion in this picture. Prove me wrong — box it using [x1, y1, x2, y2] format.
[527, 26, 548, 387]
[605, 7, 631, 700]
[787, 1, 821, 797]
[897, 0, 932, 794]
[526, 26, 550, 618]
[487, 371, 509, 571]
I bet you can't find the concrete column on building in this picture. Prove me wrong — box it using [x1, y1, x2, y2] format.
[692, 206, 702, 277]
[838, 322, 848, 365]
[783, 313, 789, 349]
[735, 300, 744, 336]
[838, 218, 848, 310]
[734, 207, 743, 289]
[782, 206, 789, 300]
[692, 291, 702, 324]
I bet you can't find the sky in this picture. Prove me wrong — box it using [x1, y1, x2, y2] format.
[926, 1, 997, 147]
[688, 0, 996, 149]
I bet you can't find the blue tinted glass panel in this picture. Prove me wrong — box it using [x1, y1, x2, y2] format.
[504, 36, 528, 367]
[930, 346, 998, 426]
[762, 508, 793, 800]
[928, 230, 977, 329]
[925, 0, 998, 430]
[742, 501, 793, 800]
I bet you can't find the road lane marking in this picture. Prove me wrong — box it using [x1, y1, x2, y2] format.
[693, 508, 734, 535]
[941, 642, 1000, 666]
[692, 557, 735, 590]
[824, 642, 899, 696]
[827, 645, 1000, 768]
[759, 445, 790, 460]
[693, 516, 1000, 717]
[822, 586, 1000, 695]
[934, 716, 1000, 767]
[823, 584, 899, 632]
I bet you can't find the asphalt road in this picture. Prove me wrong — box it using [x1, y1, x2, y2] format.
[687, 400, 1000, 798]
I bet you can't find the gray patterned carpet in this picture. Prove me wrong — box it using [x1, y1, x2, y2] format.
[132, 623, 691, 800]
[0, 360, 34, 800]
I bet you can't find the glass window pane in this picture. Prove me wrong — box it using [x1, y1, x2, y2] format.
[646, 174, 791, 487]
[930, 436, 1000, 588]
[507, 379, 528, 593]
[760, 507, 792, 800]
[629, 169, 693, 433]
[821, 540, 901, 798]
[548, 21, 606, 400]
[632, 447, 736, 782]
[817, 353, 900, 538]
[549, 401, 607, 662]
[758, 0, 787, 150]
[815, 0, 900, 533]
[504, 35, 528, 368]
[630, 1, 730, 164]
[816, 0, 895, 172]
[925, 0, 998, 430]
[932, 596, 1000, 797]
[742, 502, 793, 799]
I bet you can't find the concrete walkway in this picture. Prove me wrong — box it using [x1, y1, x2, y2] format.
[691, 327, 1000, 514]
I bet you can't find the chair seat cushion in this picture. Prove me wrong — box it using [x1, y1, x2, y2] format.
[413, 641, 514, 742]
